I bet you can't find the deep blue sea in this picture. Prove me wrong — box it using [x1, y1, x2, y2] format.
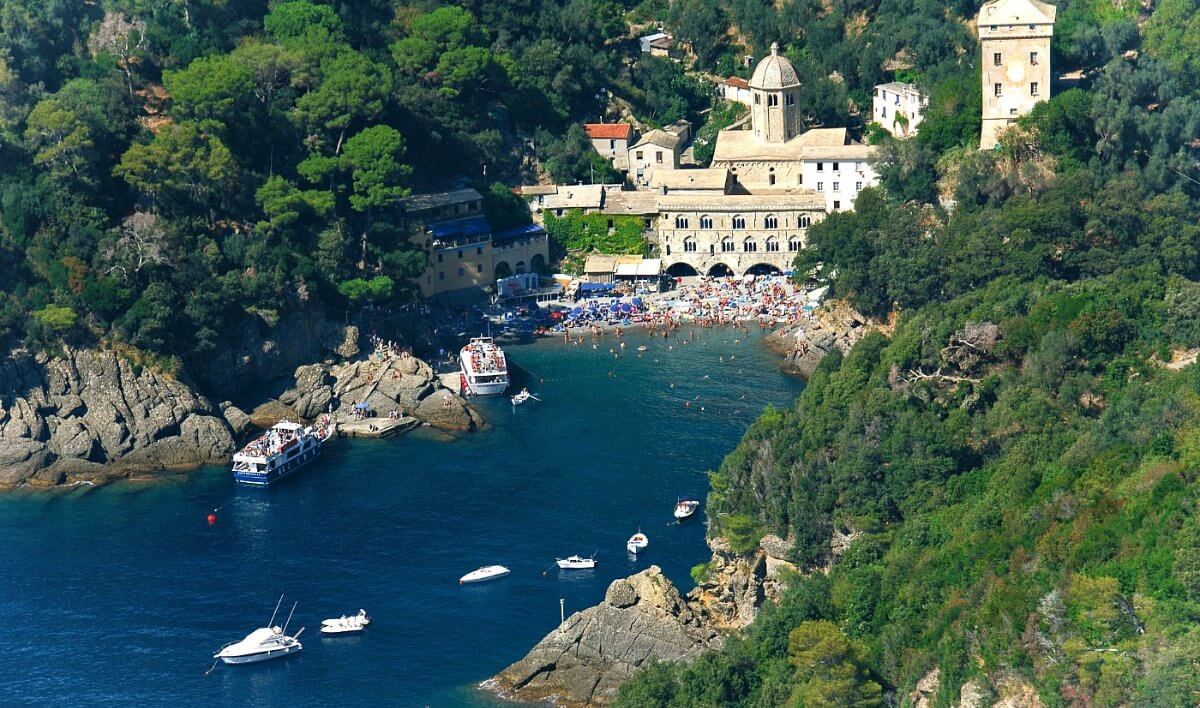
[0, 328, 803, 706]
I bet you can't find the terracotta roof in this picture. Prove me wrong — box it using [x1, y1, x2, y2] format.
[722, 77, 750, 90]
[584, 123, 634, 141]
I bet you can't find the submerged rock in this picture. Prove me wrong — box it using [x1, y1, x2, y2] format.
[493, 566, 722, 706]
[0, 347, 234, 489]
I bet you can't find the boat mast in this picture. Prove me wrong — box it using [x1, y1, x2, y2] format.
[282, 601, 298, 635]
[267, 594, 284, 627]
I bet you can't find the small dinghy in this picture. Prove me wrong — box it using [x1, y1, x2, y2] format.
[674, 498, 701, 521]
[637, 345, 648, 352]
[321, 609, 371, 635]
[556, 554, 597, 570]
[213, 596, 303, 665]
[460, 565, 511, 584]
[511, 388, 540, 406]
[626, 531, 649, 554]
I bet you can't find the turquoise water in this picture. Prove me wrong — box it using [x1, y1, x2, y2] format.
[0, 328, 803, 705]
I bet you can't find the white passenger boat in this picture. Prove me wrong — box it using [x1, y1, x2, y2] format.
[674, 499, 701, 521]
[626, 531, 649, 554]
[459, 336, 510, 396]
[231, 418, 334, 486]
[321, 609, 371, 635]
[556, 554, 597, 570]
[214, 596, 304, 665]
[460, 565, 511, 584]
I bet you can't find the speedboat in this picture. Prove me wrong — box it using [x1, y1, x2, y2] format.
[214, 596, 304, 665]
[626, 531, 649, 554]
[556, 554, 597, 570]
[460, 565, 511, 584]
[321, 609, 371, 635]
[674, 499, 701, 521]
[511, 389, 540, 406]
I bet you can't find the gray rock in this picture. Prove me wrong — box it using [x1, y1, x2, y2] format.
[0, 347, 235, 488]
[220, 403, 253, 438]
[493, 566, 723, 706]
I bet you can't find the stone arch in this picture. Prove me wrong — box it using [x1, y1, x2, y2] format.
[745, 263, 783, 276]
[666, 262, 700, 277]
[531, 253, 546, 273]
[494, 261, 512, 279]
[707, 263, 734, 277]
[515, 261, 527, 274]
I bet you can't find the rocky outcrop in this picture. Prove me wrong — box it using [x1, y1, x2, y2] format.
[282, 353, 481, 431]
[0, 347, 234, 488]
[493, 566, 723, 706]
[766, 300, 881, 377]
[191, 305, 359, 402]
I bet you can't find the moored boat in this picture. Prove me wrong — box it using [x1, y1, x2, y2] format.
[321, 609, 371, 635]
[511, 388, 540, 406]
[231, 418, 334, 486]
[460, 565, 511, 584]
[674, 499, 701, 521]
[556, 554, 597, 570]
[460, 336, 510, 396]
[214, 596, 304, 665]
[626, 531, 649, 554]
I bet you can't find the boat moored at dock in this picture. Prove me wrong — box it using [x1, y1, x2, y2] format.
[459, 337, 510, 396]
[231, 419, 334, 486]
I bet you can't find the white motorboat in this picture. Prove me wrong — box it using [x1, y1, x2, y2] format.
[321, 609, 371, 635]
[556, 554, 597, 570]
[511, 388, 540, 406]
[637, 345, 648, 352]
[674, 499, 701, 521]
[626, 531, 649, 554]
[460, 565, 511, 584]
[214, 596, 304, 665]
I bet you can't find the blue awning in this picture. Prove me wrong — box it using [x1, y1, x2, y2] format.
[492, 223, 545, 244]
[579, 282, 614, 292]
[429, 216, 491, 240]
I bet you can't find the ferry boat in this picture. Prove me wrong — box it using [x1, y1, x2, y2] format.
[231, 419, 334, 486]
[459, 336, 510, 396]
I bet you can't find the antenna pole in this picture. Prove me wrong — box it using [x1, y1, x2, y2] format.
[282, 601, 298, 634]
[268, 594, 284, 626]
[560, 598, 565, 626]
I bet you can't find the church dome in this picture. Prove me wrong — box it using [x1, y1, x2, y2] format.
[749, 43, 800, 90]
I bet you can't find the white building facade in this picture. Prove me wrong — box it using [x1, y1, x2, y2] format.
[873, 82, 926, 138]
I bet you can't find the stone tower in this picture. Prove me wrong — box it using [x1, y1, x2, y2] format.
[978, 0, 1056, 149]
[749, 43, 803, 144]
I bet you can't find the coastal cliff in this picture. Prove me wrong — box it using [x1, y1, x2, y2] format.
[0, 347, 234, 488]
[766, 300, 882, 377]
[492, 538, 791, 706]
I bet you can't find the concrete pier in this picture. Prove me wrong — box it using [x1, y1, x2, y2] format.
[337, 416, 421, 438]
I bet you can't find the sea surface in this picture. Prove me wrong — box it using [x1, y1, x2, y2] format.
[0, 327, 804, 706]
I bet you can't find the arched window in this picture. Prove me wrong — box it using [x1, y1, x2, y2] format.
[788, 238, 801, 252]
[766, 238, 779, 252]
[699, 215, 713, 229]
[764, 215, 778, 229]
[684, 236, 697, 253]
[767, 94, 779, 107]
[799, 215, 811, 228]
[732, 215, 746, 230]
[721, 236, 735, 253]
[743, 238, 758, 253]
[675, 215, 689, 229]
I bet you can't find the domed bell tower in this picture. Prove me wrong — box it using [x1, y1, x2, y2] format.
[749, 43, 802, 144]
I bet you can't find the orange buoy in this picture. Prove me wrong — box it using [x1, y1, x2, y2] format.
[207, 513, 217, 525]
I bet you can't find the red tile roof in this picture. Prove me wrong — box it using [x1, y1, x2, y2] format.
[722, 77, 750, 89]
[584, 123, 634, 140]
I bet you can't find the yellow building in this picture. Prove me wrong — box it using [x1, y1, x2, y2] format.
[978, 0, 1056, 149]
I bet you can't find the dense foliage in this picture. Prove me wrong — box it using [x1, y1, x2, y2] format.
[615, 0, 1200, 705]
[0, 0, 662, 366]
